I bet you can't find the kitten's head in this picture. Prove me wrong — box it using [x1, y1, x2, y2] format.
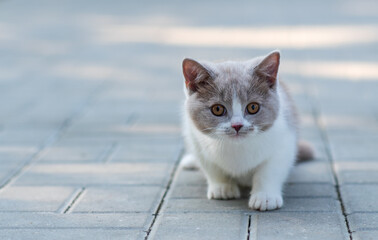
[182, 51, 280, 140]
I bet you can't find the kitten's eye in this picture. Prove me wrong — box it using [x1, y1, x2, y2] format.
[246, 102, 260, 114]
[211, 104, 226, 116]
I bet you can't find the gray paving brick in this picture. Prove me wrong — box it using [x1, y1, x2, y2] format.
[340, 184, 378, 214]
[64, 118, 182, 138]
[109, 140, 182, 163]
[170, 185, 207, 199]
[61, 131, 182, 144]
[352, 231, 378, 240]
[0, 129, 54, 145]
[14, 163, 173, 186]
[0, 162, 25, 187]
[335, 161, 378, 184]
[72, 186, 164, 213]
[37, 143, 112, 163]
[0, 165, 19, 187]
[151, 213, 247, 240]
[287, 161, 335, 184]
[0, 229, 144, 240]
[251, 212, 348, 240]
[174, 169, 206, 186]
[165, 198, 249, 213]
[329, 135, 378, 160]
[284, 183, 337, 198]
[0, 145, 37, 160]
[0, 212, 149, 229]
[0, 147, 38, 187]
[0, 186, 76, 212]
[348, 213, 378, 232]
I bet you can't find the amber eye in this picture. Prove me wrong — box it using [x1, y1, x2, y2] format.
[246, 102, 260, 114]
[211, 104, 226, 116]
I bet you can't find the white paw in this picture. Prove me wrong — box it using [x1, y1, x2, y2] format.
[180, 154, 199, 170]
[207, 183, 241, 200]
[248, 192, 283, 211]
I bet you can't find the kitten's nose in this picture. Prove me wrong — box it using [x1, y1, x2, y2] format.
[232, 124, 243, 133]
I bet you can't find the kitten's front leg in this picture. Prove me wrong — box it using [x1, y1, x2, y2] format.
[201, 160, 240, 200]
[249, 156, 293, 211]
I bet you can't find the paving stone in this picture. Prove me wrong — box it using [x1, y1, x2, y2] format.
[0, 162, 25, 187]
[64, 122, 181, 138]
[0, 186, 76, 212]
[61, 131, 182, 144]
[72, 186, 164, 213]
[335, 161, 378, 184]
[14, 163, 173, 186]
[329, 135, 378, 160]
[0, 229, 144, 240]
[280, 197, 339, 213]
[340, 184, 378, 214]
[38, 143, 112, 163]
[352, 231, 378, 240]
[0, 129, 55, 145]
[70, 105, 134, 125]
[174, 169, 207, 186]
[251, 212, 348, 240]
[284, 183, 337, 198]
[287, 161, 335, 184]
[109, 140, 182, 163]
[0, 145, 38, 160]
[322, 115, 378, 138]
[170, 185, 208, 199]
[0, 212, 149, 229]
[151, 213, 247, 240]
[165, 198, 249, 213]
[348, 213, 378, 232]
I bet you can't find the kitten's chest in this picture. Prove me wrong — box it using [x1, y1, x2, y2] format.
[205, 136, 273, 176]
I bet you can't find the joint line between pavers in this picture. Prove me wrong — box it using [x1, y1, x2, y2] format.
[311, 96, 353, 240]
[144, 147, 184, 240]
[98, 142, 119, 163]
[59, 187, 86, 214]
[246, 215, 251, 240]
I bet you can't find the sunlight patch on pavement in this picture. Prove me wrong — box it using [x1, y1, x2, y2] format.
[282, 60, 378, 81]
[92, 22, 378, 49]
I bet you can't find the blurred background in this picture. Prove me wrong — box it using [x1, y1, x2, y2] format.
[1, 0, 378, 141]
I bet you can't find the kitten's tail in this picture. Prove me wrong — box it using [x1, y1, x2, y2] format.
[297, 140, 315, 162]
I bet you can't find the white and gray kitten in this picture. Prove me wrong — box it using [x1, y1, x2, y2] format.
[181, 51, 313, 211]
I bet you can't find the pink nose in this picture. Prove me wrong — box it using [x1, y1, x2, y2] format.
[232, 124, 243, 133]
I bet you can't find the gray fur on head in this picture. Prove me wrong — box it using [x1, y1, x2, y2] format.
[182, 51, 282, 138]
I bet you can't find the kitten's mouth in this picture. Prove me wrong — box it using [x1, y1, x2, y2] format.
[229, 132, 247, 138]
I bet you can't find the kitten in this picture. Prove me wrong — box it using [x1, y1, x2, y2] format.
[181, 51, 313, 211]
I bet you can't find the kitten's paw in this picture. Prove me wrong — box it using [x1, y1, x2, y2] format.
[248, 192, 283, 211]
[180, 154, 199, 170]
[207, 183, 240, 200]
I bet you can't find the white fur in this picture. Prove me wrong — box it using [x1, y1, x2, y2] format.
[182, 83, 297, 211]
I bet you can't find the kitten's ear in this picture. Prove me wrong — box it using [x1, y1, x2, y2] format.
[182, 58, 211, 94]
[254, 51, 280, 88]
